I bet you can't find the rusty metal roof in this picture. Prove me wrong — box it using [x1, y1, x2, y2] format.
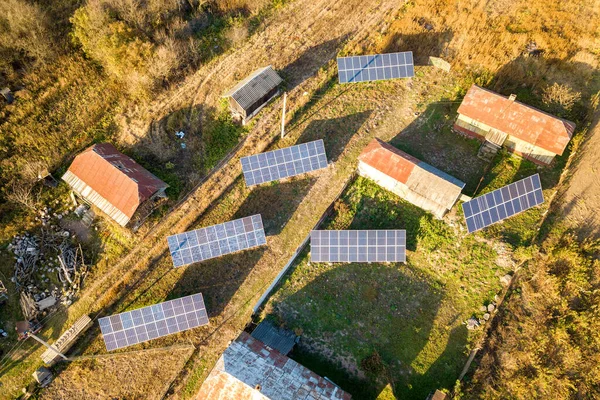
[457, 85, 576, 155]
[358, 138, 465, 213]
[63, 143, 167, 221]
[224, 66, 282, 111]
[196, 332, 351, 400]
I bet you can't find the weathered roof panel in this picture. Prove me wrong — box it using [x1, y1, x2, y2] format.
[62, 143, 167, 224]
[224, 66, 282, 111]
[196, 332, 351, 400]
[358, 138, 465, 212]
[457, 85, 575, 155]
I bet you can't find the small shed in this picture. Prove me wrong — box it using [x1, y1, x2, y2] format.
[358, 138, 465, 219]
[454, 85, 576, 165]
[32, 367, 53, 387]
[1, 87, 14, 104]
[251, 320, 297, 356]
[223, 66, 282, 124]
[62, 143, 168, 227]
[41, 314, 92, 366]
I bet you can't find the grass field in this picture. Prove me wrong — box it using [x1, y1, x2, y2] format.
[261, 176, 513, 398]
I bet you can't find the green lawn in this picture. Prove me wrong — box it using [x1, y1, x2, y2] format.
[263, 177, 514, 399]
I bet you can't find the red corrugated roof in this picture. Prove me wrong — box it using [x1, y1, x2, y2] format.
[67, 143, 167, 218]
[457, 85, 575, 155]
[358, 138, 419, 184]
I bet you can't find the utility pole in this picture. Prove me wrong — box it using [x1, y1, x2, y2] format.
[281, 92, 287, 139]
[27, 332, 69, 361]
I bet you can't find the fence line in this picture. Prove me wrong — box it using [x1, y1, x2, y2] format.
[253, 172, 358, 314]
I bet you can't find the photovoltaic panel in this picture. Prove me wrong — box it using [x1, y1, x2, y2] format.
[337, 52, 415, 84]
[167, 215, 266, 267]
[462, 174, 544, 233]
[98, 293, 208, 351]
[310, 230, 406, 263]
[241, 140, 328, 187]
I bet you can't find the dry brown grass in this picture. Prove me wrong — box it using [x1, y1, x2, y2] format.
[41, 345, 194, 400]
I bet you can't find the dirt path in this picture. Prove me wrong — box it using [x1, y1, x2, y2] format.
[556, 112, 600, 240]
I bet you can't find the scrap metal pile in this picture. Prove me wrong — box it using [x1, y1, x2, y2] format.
[8, 206, 89, 319]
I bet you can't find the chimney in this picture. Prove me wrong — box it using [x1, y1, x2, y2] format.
[508, 94, 517, 101]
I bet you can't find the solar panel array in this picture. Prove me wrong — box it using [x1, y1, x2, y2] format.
[99, 293, 208, 351]
[241, 140, 328, 186]
[167, 215, 266, 267]
[310, 230, 406, 263]
[337, 52, 415, 84]
[462, 174, 544, 233]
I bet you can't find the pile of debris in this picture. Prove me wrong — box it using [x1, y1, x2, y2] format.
[8, 207, 89, 319]
[466, 300, 499, 330]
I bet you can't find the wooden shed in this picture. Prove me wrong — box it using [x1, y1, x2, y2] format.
[454, 85, 576, 165]
[62, 143, 168, 227]
[223, 66, 282, 124]
[41, 314, 92, 366]
[358, 138, 465, 219]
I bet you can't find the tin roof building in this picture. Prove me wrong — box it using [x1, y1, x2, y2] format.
[223, 66, 282, 125]
[454, 85, 576, 165]
[358, 138, 465, 219]
[196, 331, 351, 400]
[62, 143, 168, 227]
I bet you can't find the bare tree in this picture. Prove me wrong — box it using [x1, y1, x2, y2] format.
[5, 179, 40, 211]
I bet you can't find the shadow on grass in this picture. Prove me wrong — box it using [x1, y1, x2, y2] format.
[390, 101, 486, 194]
[271, 262, 449, 399]
[280, 34, 350, 90]
[298, 110, 373, 162]
[233, 178, 317, 236]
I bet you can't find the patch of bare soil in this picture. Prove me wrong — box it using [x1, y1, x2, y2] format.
[557, 112, 600, 240]
[41, 345, 194, 400]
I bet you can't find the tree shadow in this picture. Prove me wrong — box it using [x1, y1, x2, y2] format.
[233, 178, 317, 236]
[298, 110, 373, 163]
[270, 263, 444, 399]
[382, 30, 454, 65]
[390, 101, 486, 194]
[280, 35, 350, 90]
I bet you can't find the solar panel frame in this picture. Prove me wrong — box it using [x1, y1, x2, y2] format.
[241, 140, 328, 187]
[99, 293, 208, 351]
[337, 52, 415, 84]
[462, 174, 544, 233]
[167, 215, 266, 267]
[310, 230, 406, 263]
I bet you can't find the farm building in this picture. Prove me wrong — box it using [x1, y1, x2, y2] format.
[62, 143, 168, 227]
[41, 315, 92, 366]
[454, 85, 576, 165]
[196, 331, 351, 400]
[358, 138, 466, 219]
[223, 66, 283, 124]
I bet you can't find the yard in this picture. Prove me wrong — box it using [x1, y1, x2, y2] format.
[259, 138, 560, 398]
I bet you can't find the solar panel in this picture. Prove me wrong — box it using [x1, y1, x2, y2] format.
[462, 174, 544, 233]
[241, 140, 328, 187]
[98, 293, 208, 351]
[310, 230, 406, 263]
[337, 52, 415, 84]
[167, 215, 266, 267]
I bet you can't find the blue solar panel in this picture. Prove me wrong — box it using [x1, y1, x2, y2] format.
[167, 215, 266, 267]
[241, 140, 328, 187]
[99, 293, 208, 351]
[310, 230, 406, 263]
[463, 174, 544, 233]
[337, 52, 414, 84]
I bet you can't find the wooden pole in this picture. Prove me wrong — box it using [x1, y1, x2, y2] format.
[281, 92, 287, 139]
